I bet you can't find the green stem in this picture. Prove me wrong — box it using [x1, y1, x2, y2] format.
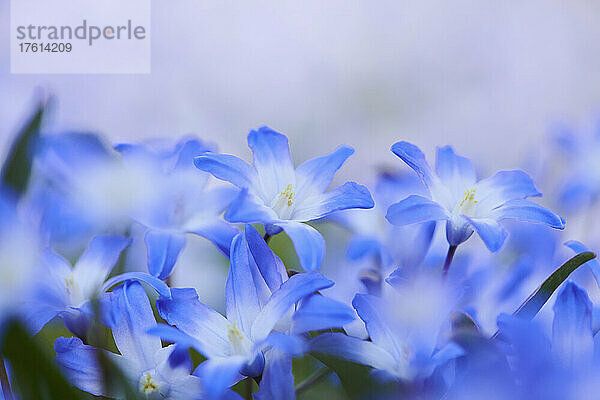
[0, 356, 13, 400]
[442, 245, 458, 280]
[245, 377, 253, 400]
[263, 232, 272, 243]
[295, 366, 332, 396]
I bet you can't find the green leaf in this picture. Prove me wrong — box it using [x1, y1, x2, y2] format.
[1, 320, 84, 400]
[512, 251, 596, 320]
[1, 103, 45, 197]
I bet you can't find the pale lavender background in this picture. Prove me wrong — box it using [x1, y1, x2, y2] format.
[3, 0, 600, 309]
[2, 1, 600, 178]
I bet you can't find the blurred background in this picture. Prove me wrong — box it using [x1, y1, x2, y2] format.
[3, 0, 600, 179]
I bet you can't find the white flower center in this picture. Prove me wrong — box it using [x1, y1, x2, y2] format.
[271, 184, 295, 219]
[139, 372, 160, 394]
[228, 323, 251, 355]
[457, 188, 478, 216]
[64, 273, 85, 306]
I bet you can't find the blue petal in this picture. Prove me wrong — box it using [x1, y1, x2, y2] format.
[111, 281, 162, 368]
[21, 302, 62, 335]
[276, 221, 325, 271]
[23, 250, 72, 333]
[225, 189, 279, 223]
[145, 230, 186, 279]
[55, 336, 123, 397]
[431, 342, 464, 366]
[62, 312, 91, 338]
[173, 138, 215, 171]
[72, 235, 131, 295]
[564, 241, 600, 288]
[98, 290, 121, 329]
[552, 281, 594, 367]
[254, 350, 295, 400]
[346, 236, 380, 261]
[493, 199, 565, 229]
[386, 195, 448, 226]
[114, 142, 155, 159]
[194, 153, 258, 189]
[295, 145, 354, 199]
[445, 216, 474, 246]
[195, 357, 247, 400]
[310, 332, 397, 372]
[496, 313, 552, 374]
[167, 344, 193, 369]
[244, 224, 288, 291]
[261, 333, 307, 356]
[475, 170, 541, 211]
[390, 141, 435, 188]
[352, 294, 403, 363]
[37, 133, 111, 180]
[251, 272, 334, 341]
[102, 272, 171, 299]
[265, 223, 284, 236]
[464, 217, 508, 252]
[247, 126, 296, 200]
[496, 257, 533, 302]
[156, 288, 231, 358]
[292, 294, 356, 334]
[435, 146, 476, 188]
[187, 219, 239, 257]
[147, 324, 205, 353]
[226, 233, 271, 335]
[559, 180, 594, 212]
[292, 182, 374, 221]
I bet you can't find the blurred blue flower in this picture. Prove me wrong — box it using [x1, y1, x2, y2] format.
[116, 137, 239, 279]
[194, 126, 374, 270]
[489, 281, 596, 399]
[459, 222, 561, 334]
[552, 125, 600, 212]
[0, 189, 41, 330]
[23, 235, 169, 337]
[386, 141, 565, 252]
[31, 132, 238, 279]
[150, 225, 354, 399]
[335, 170, 435, 272]
[311, 271, 463, 382]
[55, 281, 239, 399]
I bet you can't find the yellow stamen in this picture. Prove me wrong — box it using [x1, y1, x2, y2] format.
[228, 324, 247, 355]
[139, 372, 159, 394]
[459, 188, 478, 207]
[280, 184, 295, 207]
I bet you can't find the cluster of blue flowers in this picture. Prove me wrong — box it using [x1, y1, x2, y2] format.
[2, 119, 600, 400]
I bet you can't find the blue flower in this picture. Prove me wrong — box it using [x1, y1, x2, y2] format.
[333, 170, 435, 276]
[149, 225, 354, 399]
[311, 271, 463, 382]
[551, 124, 600, 212]
[55, 281, 239, 399]
[386, 142, 565, 252]
[193, 126, 374, 270]
[23, 235, 169, 337]
[32, 133, 239, 279]
[492, 281, 595, 399]
[116, 137, 239, 279]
